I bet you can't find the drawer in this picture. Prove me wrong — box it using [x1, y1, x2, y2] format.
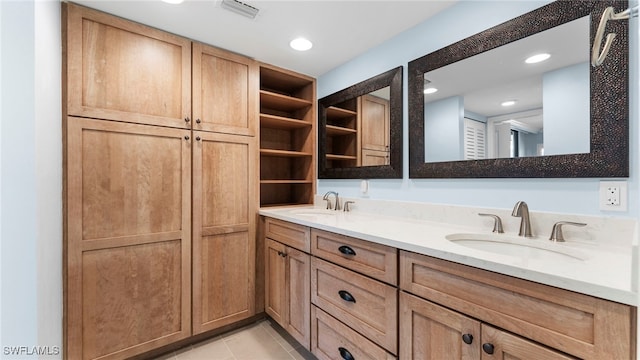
[399, 250, 634, 360]
[311, 257, 397, 354]
[264, 217, 310, 252]
[311, 306, 396, 360]
[311, 229, 397, 285]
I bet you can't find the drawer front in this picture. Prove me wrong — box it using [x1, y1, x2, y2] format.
[311, 258, 397, 354]
[264, 217, 310, 252]
[311, 306, 396, 360]
[399, 250, 633, 360]
[311, 229, 397, 285]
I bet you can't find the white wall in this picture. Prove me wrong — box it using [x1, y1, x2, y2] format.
[317, 0, 639, 218]
[1, 0, 62, 358]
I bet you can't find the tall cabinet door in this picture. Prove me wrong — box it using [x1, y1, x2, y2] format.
[286, 247, 311, 349]
[64, 3, 192, 129]
[65, 117, 192, 360]
[265, 239, 287, 325]
[192, 131, 257, 334]
[192, 43, 258, 136]
[399, 292, 481, 360]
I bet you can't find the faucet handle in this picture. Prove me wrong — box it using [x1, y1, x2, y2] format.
[549, 221, 587, 242]
[323, 198, 332, 210]
[343, 201, 355, 212]
[478, 213, 504, 233]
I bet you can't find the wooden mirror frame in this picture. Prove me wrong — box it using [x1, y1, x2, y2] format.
[408, 0, 629, 178]
[318, 66, 403, 179]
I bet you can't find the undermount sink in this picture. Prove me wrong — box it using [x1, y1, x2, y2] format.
[446, 233, 587, 262]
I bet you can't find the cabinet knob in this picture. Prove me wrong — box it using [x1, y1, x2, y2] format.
[184, 135, 190, 140]
[277, 251, 287, 258]
[195, 136, 201, 141]
[462, 334, 473, 344]
[338, 245, 356, 256]
[184, 117, 191, 123]
[338, 347, 355, 360]
[482, 343, 495, 355]
[338, 290, 356, 303]
[196, 118, 202, 124]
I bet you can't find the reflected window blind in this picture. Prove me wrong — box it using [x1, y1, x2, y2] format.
[464, 118, 486, 160]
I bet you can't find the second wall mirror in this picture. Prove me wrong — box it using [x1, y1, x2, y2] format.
[408, 0, 629, 178]
[318, 66, 403, 179]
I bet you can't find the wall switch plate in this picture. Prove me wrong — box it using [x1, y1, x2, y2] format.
[599, 181, 627, 211]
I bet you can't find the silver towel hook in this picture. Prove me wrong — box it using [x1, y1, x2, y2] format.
[592, 6, 638, 67]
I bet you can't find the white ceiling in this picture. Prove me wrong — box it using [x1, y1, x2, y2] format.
[72, 0, 457, 77]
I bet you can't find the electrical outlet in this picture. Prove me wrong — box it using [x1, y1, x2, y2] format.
[600, 181, 627, 211]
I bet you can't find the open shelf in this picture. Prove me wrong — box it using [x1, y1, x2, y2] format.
[259, 64, 316, 207]
[326, 154, 358, 161]
[326, 125, 357, 136]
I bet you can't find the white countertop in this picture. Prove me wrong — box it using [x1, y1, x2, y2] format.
[259, 205, 638, 306]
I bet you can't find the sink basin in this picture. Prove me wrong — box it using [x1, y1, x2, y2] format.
[446, 233, 587, 262]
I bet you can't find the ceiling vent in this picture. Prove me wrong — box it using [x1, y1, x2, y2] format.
[221, 0, 259, 19]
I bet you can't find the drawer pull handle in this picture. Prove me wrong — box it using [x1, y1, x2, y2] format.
[338, 347, 355, 360]
[482, 343, 495, 355]
[338, 290, 356, 303]
[462, 334, 473, 344]
[338, 245, 356, 256]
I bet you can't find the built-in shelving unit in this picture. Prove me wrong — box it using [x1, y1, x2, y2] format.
[325, 100, 358, 168]
[259, 64, 316, 207]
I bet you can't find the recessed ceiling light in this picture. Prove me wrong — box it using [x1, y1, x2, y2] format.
[525, 53, 551, 64]
[162, 0, 184, 4]
[423, 87, 438, 94]
[290, 37, 313, 51]
[501, 100, 517, 107]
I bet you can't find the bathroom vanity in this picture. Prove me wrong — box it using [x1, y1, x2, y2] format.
[260, 200, 637, 359]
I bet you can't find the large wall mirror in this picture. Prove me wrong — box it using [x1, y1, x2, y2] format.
[409, 0, 629, 178]
[319, 66, 403, 178]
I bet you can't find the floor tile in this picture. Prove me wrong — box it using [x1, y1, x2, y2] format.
[224, 324, 295, 360]
[175, 338, 234, 360]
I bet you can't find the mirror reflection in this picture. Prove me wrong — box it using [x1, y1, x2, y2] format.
[423, 16, 590, 163]
[318, 66, 402, 179]
[326, 87, 390, 168]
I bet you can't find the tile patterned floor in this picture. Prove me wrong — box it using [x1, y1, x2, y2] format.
[154, 320, 317, 360]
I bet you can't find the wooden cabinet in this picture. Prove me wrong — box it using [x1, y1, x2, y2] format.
[311, 306, 396, 360]
[311, 228, 397, 285]
[311, 258, 397, 354]
[64, 4, 260, 358]
[359, 94, 390, 166]
[400, 250, 634, 359]
[400, 292, 574, 360]
[264, 219, 312, 349]
[259, 64, 315, 206]
[192, 43, 258, 136]
[192, 132, 257, 334]
[65, 117, 192, 359]
[64, 3, 191, 128]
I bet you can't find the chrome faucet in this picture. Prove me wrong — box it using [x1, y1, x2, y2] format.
[322, 191, 341, 211]
[511, 201, 533, 237]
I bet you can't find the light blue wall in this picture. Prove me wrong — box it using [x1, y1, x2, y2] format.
[424, 96, 463, 162]
[1, 0, 62, 356]
[317, 0, 639, 218]
[543, 61, 590, 155]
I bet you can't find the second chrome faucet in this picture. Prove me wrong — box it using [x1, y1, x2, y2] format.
[512, 201, 533, 237]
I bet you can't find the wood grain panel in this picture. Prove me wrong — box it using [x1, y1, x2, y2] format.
[399, 292, 480, 360]
[80, 125, 183, 240]
[82, 241, 184, 359]
[399, 251, 634, 359]
[286, 246, 311, 349]
[311, 258, 398, 354]
[66, 117, 192, 359]
[193, 43, 258, 136]
[192, 131, 257, 334]
[311, 228, 397, 285]
[265, 239, 287, 326]
[481, 324, 576, 360]
[311, 306, 396, 360]
[360, 94, 390, 152]
[264, 218, 310, 252]
[65, 3, 191, 128]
